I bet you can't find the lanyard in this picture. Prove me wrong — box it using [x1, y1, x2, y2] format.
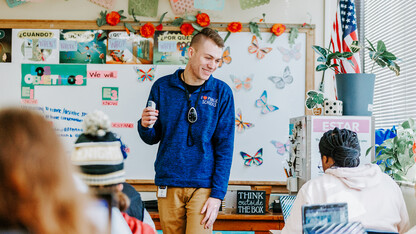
[182, 72, 205, 146]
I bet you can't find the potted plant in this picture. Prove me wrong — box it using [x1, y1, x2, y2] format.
[366, 118, 416, 182]
[312, 39, 400, 116]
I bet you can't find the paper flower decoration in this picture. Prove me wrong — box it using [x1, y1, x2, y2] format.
[140, 23, 156, 38]
[227, 22, 243, 33]
[156, 24, 163, 31]
[224, 22, 242, 42]
[196, 13, 210, 27]
[180, 23, 194, 36]
[106, 11, 121, 26]
[269, 23, 286, 43]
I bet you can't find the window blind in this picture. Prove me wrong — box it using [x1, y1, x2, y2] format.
[364, 0, 416, 129]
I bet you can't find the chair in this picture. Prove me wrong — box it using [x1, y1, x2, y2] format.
[279, 195, 296, 222]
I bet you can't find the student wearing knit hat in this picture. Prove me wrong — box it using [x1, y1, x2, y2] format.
[72, 110, 156, 234]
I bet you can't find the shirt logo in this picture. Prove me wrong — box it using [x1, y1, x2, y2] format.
[201, 96, 218, 107]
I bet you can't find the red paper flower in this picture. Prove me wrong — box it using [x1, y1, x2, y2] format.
[196, 13, 210, 27]
[156, 23, 163, 31]
[106, 11, 121, 26]
[180, 23, 194, 36]
[140, 23, 156, 38]
[271, 23, 286, 36]
[413, 140, 416, 155]
[227, 22, 242, 33]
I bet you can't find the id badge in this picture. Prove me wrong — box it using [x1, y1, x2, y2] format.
[158, 186, 167, 198]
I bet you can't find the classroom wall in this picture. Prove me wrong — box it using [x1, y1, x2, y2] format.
[0, 0, 325, 89]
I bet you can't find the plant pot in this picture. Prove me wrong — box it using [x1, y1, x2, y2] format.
[312, 107, 323, 116]
[335, 73, 375, 116]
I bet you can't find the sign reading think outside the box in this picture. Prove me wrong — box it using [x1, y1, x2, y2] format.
[237, 190, 266, 214]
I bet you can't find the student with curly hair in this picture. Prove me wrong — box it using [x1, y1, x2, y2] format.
[282, 127, 409, 234]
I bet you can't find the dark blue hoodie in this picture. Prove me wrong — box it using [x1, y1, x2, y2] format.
[138, 69, 235, 200]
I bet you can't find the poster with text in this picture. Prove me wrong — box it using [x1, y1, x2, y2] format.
[60, 30, 106, 64]
[21, 64, 87, 103]
[12, 29, 59, 64]
[106, 31, 153, 64]
[153, 31, 192, 65]
[0, 29, 12, 63]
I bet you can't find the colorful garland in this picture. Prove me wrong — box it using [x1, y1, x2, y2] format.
[95, 11, 289, 43]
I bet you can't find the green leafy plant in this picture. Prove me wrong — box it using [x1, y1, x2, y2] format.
[312, 43, 354, 92]
[312, 39, 400, 92]
[366, 118, 416, 182]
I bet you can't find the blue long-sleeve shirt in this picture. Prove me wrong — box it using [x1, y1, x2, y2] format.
[138, 69, 235, 200]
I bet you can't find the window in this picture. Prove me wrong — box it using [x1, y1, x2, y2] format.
[363, 0, 416, 129]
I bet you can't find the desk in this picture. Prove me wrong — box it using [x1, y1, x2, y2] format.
[149, 211, 284, 234]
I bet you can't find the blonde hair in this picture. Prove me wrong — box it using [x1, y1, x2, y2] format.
[0, 107, 97, 234]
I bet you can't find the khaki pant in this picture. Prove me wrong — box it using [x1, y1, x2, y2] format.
[157, 187, 212, 234]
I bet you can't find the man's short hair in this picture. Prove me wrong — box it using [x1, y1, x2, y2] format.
[190, 28, 224, 48]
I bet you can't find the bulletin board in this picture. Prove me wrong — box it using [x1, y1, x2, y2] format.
[0, 20, 315, 183]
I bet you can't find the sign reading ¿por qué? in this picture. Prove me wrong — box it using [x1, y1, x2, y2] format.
[237, 190, 266, 215]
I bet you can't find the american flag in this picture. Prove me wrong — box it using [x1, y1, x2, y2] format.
[330, 0, 361, 74]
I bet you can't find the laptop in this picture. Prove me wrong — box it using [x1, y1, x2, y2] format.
[302, 203, 349, 234]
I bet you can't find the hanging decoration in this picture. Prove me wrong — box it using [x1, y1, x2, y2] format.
[224, 22, 242, 43]
[288, 27, 299, 46]
[97, 10, 127, 27]
[128, 0, 159, 17]
[196, 13, 210, 27]
[140, 23, 156, 38]
[268, 23, 286, 43]
[180, 23, 195, 36]
[194, 0, 224, 11]
[169, 0, 196, 15]
[89, 0, 116, 9]
[218, 46, 232, 68]
[239, 0, 270, 10]
[156, 12, 168, 31]
[235, 108, 254, 133]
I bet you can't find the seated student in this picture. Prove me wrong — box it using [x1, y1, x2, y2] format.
[122, 182, 156, 230]
[0, 108, 98, 234]
[71, 110, 156, 234]
[282, 127, 410, 234]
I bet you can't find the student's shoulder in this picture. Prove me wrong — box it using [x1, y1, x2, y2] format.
[153, 73, 174, 86]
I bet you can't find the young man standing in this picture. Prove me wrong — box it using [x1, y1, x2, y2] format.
[138, 28, 235, 233]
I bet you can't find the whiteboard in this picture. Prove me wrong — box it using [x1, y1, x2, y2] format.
[0, 30, 308, 182]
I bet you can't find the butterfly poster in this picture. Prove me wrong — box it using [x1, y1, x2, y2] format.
[240, 148, 263, 166]
[268, 66, 293, 89]
[277, 43, 302, 62]
[135, 67, 155, 82]
[235, 108, 254, 133]
[270, 140, 290, 155]
[219, 46, 231, 68]
[230, 74, 253, 91]
[248, 35, 272, 60]
[255, 90, 279, 114]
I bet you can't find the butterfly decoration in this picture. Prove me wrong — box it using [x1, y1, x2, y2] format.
[248, 35, 273, 60]
[135, 67, 155, 82]
[268, 66, 294, 89]
[218, 46, 232, 68]
[240, 148, 263, 166]
[270, 139, 290, 155]
[277, 43, 302, 62]
[235, 108, 254, 133]
[230, 74, 253, 91]
[255, 90, 279, 114]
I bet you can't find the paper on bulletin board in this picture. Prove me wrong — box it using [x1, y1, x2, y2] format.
[310, 116, 373, 178]
[106, 31, 153, 64]
[12, 29, 60, 64]
[0, 29, 12, 63]
[59, 30, 106, 64]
